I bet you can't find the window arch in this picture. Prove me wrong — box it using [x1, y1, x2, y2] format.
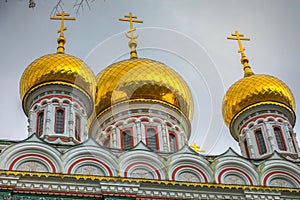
[169, 132, 177, 152]
[55, 108, 65, 134]
[121, 129, 133, 150]
[146, 127, 159, 151]
[75, 114, 81, 141]
[274, 127, 286, 151]
[255, 129, 267, 155]
[36, 111, 44, 137]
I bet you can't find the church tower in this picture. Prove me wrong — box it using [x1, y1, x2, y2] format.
[19, 12, 96, 145]
[90, 13, 194, 152]
[222, 31, 299, 159]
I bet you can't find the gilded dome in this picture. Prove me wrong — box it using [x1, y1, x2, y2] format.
[95, 58, 193, 121]
[222, 74, 295, 127]
[20, 53, 96, 101]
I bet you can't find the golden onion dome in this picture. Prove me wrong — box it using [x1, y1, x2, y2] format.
[95, 58, 194, 121]
[20, 53, 96, 103]
[222, 73, 295, 127]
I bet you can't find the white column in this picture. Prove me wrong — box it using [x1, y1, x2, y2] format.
[283, 122, 295, 153]
[68, 103, 74, 137]
[136, 121, 142, 142]
[161, 124, 168, 152]
[27, 110, 34, 136]
[238, 137, 245, 156]
[82, 111, 88, 141]
[45, 101, 52, 135]
[111, 128, 117, 148]
[245, 129, 255, 158]
[265, 122, 276, 151]
[180, 131, 186, 148]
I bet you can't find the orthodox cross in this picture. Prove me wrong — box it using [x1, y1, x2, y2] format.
[227, 31, 250, 57]
[50, 11, 75, 53]
[190, 143, 205, 153]
[119, 12, 143, 58]
[227, 31, 254, 77]
[50, 11, 75, 37]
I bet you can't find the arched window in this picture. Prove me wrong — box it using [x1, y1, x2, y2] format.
[244, 139, 250, 158]
[75, 114, 81, 141]
[121, 129, 133, 149]
[36, 111, 44, 137]
[274, 127, 286, 151]
[255, 129, 267, 155]
[146, 127, 159, 150]
[169, 132, 177, 152]
[55, 108, 65, 134]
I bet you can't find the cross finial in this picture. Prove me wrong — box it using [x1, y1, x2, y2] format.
[190, 143, 205, 153]
[50, 11, 75, 54]
[119, 12, 143, 59]
[227, 31, 254, 77]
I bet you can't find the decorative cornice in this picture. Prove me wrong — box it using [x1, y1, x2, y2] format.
[0, 170, 299, 193]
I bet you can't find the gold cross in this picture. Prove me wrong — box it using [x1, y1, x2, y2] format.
[50, 11, 75, 54]
[227, 31, 254, 77]
[190, 143, 205, 153]
[227, 31, 250, 57]
[50, 11, 75, 37]
[119, 12, 143, 40]
[119, 12, 143, 59]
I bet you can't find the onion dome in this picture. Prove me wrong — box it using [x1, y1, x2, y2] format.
[222, 73, 295, 127]
[223, 31, 296, 132]
[95, 58, 194, 121]
[95, 13, 193, 121]
[20, 53, 96, 102]
[20, 11, 96, 115]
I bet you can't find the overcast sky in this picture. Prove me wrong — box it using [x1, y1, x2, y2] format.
[1, 0, 300, 155]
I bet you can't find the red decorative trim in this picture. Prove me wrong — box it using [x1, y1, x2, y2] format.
[103, 191, 135, 197]
[263, 171, 300, 186]
[171, 165, 208, 182]
[137, 198, 174, 200]
[145, 126, 160, 151]
[9, 154, 56, 173]
[67, 158, 113, 176]
[239, 114, 286, 133]
[218, 168, 253, 185]
[124, 161, 161, 180]
[54, 107, 65, 134]
[33, 95, 84, 108]
[168, 131, 178, 152]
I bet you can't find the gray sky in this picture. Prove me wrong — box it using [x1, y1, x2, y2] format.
[1, 0, 300, 155]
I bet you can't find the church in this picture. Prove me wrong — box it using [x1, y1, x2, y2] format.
[0, 11, 299, 199]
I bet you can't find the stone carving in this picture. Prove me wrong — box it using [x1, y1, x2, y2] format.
[17, 161, 48, 172]
[75, 165, 104, 176]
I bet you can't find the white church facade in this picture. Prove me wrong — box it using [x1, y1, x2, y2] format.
[0, 11, 299, 199]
